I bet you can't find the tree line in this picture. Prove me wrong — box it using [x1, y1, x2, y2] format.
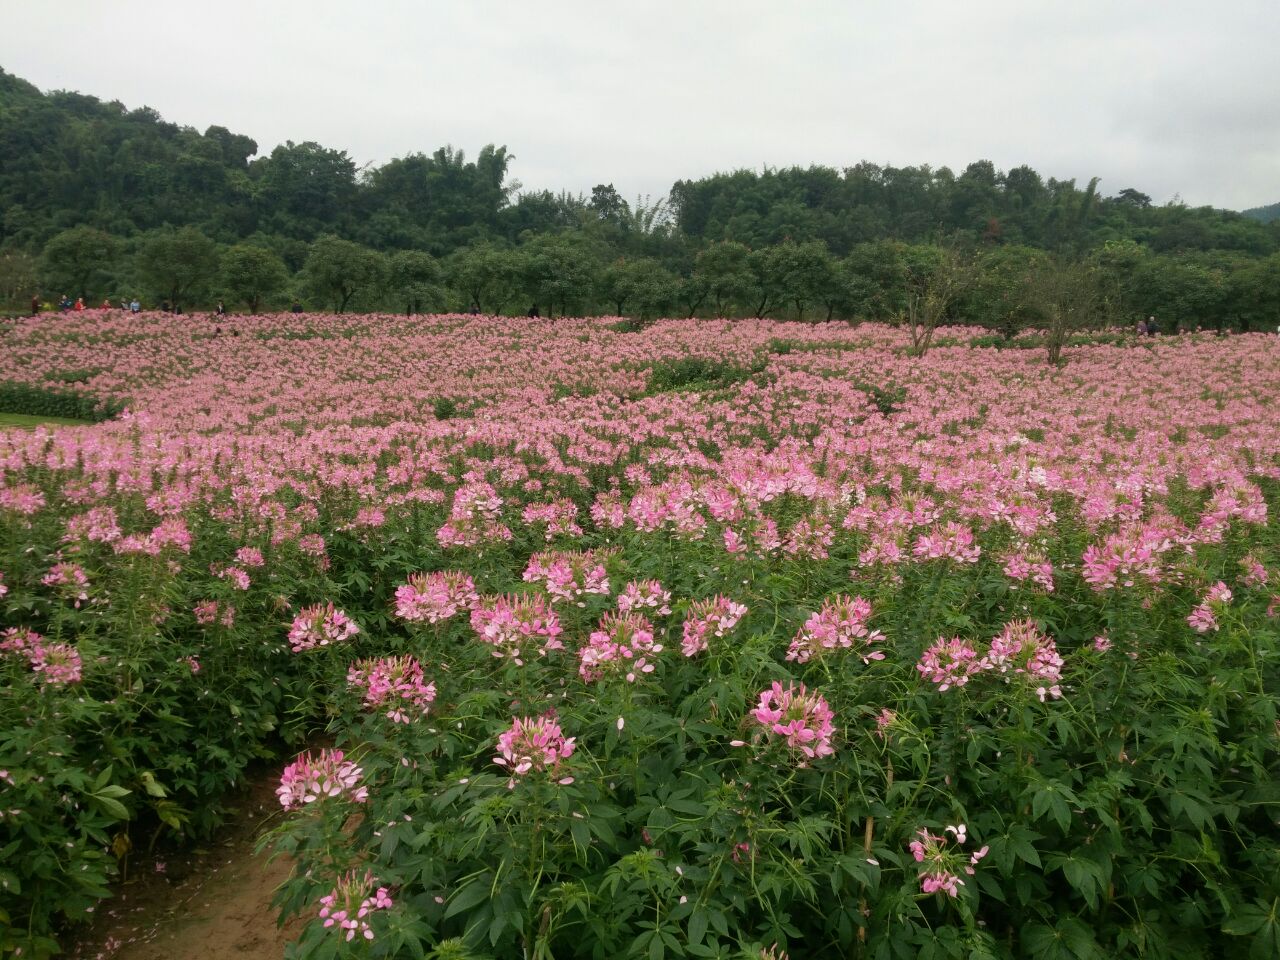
[1, 66, 1278, 333]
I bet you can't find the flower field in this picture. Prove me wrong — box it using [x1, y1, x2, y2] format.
[1, 312, 1278, 960]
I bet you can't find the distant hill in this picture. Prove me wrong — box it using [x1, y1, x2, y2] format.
[1242, 202, 1280, 224]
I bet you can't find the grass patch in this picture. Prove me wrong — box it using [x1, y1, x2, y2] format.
[0, 412, 94, 429]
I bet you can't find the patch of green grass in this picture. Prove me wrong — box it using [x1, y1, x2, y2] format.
[0, 412, 94, 429]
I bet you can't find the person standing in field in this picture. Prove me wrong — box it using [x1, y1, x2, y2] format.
[73, 297, 85, 312]
[130, 298, 141, 313]
[30, 295, 39, 316]
[215, 300, 226, 317]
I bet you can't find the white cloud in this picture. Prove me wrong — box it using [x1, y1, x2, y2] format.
[2, 0, 1276, 209]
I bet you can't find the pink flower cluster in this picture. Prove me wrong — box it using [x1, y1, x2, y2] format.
[749, 681, 837, 761]
[908, 824, 988, 898]
[194, 599, 236, 628]
[437, 481, 512, 548]
[288, 602, 360, 653]
[577, 613, 662, 683]
[915, 638, 982, 692]
[347, 655, 437, 723]
[393, 570, 478, 624]
[521, 499, 584, 540]
[41, 563, 90, 605]
[493, 713, 576, 785]
[617, 579, 672, 617]
[522, 549, 612, 605]
[913, 522, 981, 564]
[317, 869, 393, 942]
[981, 619, 1065, 702]
[918, 622, 1066, 701]
[681, 595, 747, 657]
[1, 628, 83, 686]
[470, 593, 564, 664]
[786, 595, 885, 665]
[1188, 580, 1233, 633]
[276, 749, 368, 809]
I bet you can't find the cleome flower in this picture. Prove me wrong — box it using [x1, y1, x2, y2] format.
[681, 595, 748, 657]
[916, 637, 982, 692]
[393, 570, 478, 624]
[493, 713, 576, 786]
[748, 681, 837, 761]
[908, 824, 988, 898]
[786, 594, 885, 665]
[276, 749, 368, 810]
[577, 612, 662, 683]
[470, 593, 564, 665]
[347, 655, 437, 723]
[981, 619, 1065, 702]
[317, 869, 393, 942]
[288, 602, 360, 653]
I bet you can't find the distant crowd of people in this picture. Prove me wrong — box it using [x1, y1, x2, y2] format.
[29, 296, 306, 316]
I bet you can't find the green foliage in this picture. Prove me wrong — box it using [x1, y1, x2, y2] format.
[135, 226, 220, 308]
[220, 243, 290, 313]
[301, 235, 388, 313]
[0, 382, 124, 421]
[39, 228, 122, 301]
[645, 356, 755, 394]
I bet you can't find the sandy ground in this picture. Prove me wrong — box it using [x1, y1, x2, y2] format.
[71, 777, 305, 960]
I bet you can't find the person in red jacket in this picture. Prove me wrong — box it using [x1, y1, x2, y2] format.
[73, 297, 85, 311]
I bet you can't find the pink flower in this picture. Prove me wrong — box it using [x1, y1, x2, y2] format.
[470, 594, 563, 664]
[276, 749, 368, 809]
[522, 549, 612, 605]
[916, 637, 982, 692]
[235, 546, 265, 568]
[908, 825, 985, 898]
[393, 570, 478, 624]
[577, 612, 661, 683]
[681, 595, 747, 657]
[617, 579, 672, 617]
[980, 619, 1065, 702]
[786, 595, 885, 665]
[750, 681, 837, 761]
[288, 602, 360, 652]
[347, 655, 437, 723]
[317, 869, 393, 942]
[31, 642, 83, 685]
[493, 713, 576, 785]
[1092, 635, 1112, 653]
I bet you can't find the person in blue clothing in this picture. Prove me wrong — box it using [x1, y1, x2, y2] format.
[130, 298, 141, 313]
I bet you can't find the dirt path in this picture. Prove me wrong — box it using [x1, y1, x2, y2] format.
[72, 776, 305, 960]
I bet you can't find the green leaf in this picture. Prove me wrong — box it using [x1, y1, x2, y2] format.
[445, 876, 492, 919]
[688, 908, 708, 946]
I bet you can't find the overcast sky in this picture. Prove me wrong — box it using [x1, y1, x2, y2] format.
[3, 1, 1277, 210]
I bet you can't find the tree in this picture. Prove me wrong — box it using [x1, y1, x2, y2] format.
[693, 241, 753, 318]
[0, 248, 39, 307]
[963, 245, 1046, 337]
[301, 235, 387, 313]
[767, 239, 834, 320]
[445, 243, 522, 314]
[136, 226, 220, 308]
[388, 250, 443, 315]
[902, 245, 976, 354]
[40, 227, 121, 301]
[1029, 258, 1104, 364]
[220, 243, 289, 313]
[597, 257, 676, 318]
[520, 234, 602, 318]
[1226, 254, 1280, 331]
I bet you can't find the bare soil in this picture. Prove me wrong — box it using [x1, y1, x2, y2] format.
[71, 774, 304, 960]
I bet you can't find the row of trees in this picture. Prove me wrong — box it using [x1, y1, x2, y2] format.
[2, 65, 1278, 335]
[8, 224, 1278, 336]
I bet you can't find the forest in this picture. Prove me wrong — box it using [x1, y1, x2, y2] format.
[2, 66, 1279, 331]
